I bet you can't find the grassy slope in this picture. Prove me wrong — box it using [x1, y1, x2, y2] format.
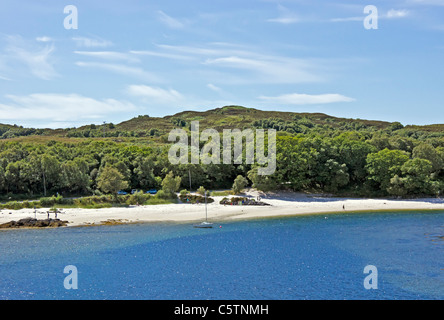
[115, 105, 394, 132]
[1, 106, 443, 144]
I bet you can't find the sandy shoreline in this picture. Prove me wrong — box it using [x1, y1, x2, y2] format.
[1, 190, 444, 228]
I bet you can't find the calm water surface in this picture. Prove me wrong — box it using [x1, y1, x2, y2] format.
[0, 211, 443, 300]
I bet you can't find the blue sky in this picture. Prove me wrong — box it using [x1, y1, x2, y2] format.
[0, 0, 443, 128]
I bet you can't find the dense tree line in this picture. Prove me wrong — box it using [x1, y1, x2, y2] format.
[0, 125, 46, 139]
[0, 124, 443, 200]
[257, 133, 444, 197]
[0, 139, 245, 200]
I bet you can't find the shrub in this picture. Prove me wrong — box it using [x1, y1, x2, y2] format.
[232, 175, 248, 194]
[39, 195, 73, 207]
[179, 194, 214, 204]
[22, 201, 33, 208]
[220, 197, 247, 205]
[1, 201, 23, 210]
[0, 200, 41, 210]
[40, 196, 57, 207]
[127, 191, 150, 205]
[73, 195, 114, 207]
[155, 189, 171, 200]
[210, 190, 232, 196]
[161, 171, 181, 197]
[196, 186, 206, 196]
[219, 197, 270, 206]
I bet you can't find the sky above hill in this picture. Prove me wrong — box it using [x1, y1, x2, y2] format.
[0, 0, 443, 128]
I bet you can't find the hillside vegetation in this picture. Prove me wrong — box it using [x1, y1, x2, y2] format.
[1, 106, 443, 202]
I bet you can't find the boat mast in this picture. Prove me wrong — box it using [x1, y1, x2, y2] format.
[205, 190, 208, 222]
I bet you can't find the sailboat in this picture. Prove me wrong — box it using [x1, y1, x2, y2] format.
[193, 191, 213, 228]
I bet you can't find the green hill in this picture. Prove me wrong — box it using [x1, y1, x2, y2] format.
[1, 105, 443, 142]
[115, 105, 393, 132]
[0, 106, 443, 200]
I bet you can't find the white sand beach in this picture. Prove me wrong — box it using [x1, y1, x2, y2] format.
[1, 190, 444, 228]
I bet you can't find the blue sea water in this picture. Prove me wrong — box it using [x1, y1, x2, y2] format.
[0, 211, 443, 300]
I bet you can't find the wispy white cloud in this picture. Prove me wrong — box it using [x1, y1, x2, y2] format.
[0, 75, 12, 81]
[72, 36, 113, 48]
[129, 50, 193, 61]
[74, 51, 139, 63]
[2, 35, 58, 80]
[157, 10, 185, 29]
[156, 43, 253, 58]
[330, 16, 364, 22]
[407, 0, 444, 5]
[331, 8, 410, 23]
[125, 84, 237, 113]
[75, 61, 162, 82]
[258, 93, 355, 105]
[35, 36, 53, 42]
[126, 85, 183, 104]
[203, 55, 322, 84]
[152, 43, 323, 84]
[207, 83, 223, 93]
[268, 16, 299, 24]
[386, 9, 410, 18]
[267, 5, 300, 24]
[0, 93, 136, 125]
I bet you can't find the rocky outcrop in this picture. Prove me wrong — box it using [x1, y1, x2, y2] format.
[219, 197, 270, 206]
[0, 218, 69, 229]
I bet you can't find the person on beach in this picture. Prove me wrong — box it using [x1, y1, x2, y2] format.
[343, 204, 345, 210]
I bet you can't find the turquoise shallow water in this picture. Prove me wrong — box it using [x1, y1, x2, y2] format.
[0, 211, 443, 300]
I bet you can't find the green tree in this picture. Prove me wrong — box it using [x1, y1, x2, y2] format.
[366, 148, 409, 193]
[40, 154, 61, 196]
[338, 140, 375, 183]
[5, 162, 22, 193]
[161, 171, 181, 198]
[275, 136, 315, 191]
[412, 143, 443, 173]
[197, 186, 206, 195]
[389, 121, 404, 131]
[322, 160, 350, 193]
[388, 158, 435, 196]
[97, 166, 129, 200]
[100, 155, 131, 182]
[232, 175, 248, 194]
[247, 166, 277, 192]
[20, 153, 42, 194]
[387, 175, 407, 197]
[0, 166, 5, 193]
[402, 158, 433, 195]
[61, 159, 91, 194]
[175, 164, 208, 191]
[132, 156, 156, 190]
[389, 136, 415, 153]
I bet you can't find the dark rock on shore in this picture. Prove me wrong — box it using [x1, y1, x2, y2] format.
[219, 197, 270, 206]
[0, 218, 69, 229]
